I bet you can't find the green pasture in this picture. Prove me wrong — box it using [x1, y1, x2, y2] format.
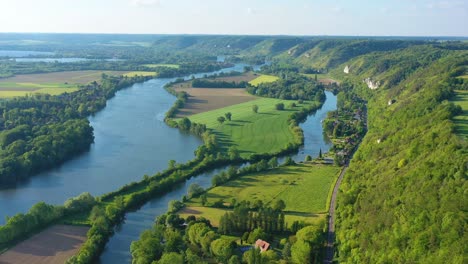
[187, 98, 316, 157]
[123, 71, 157, 77]
[179, 164, 339, 226]
[0, 82, 79, 98]
[248, 74, 279, 86]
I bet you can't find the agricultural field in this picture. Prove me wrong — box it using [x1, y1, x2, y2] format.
[143, 64, 180, 69]
[301, 73, 340, 85]
[123, 71, 157, 77]
[179, 164, 340, 226]
[248, 74, 279, 86]
[187, 98, 315, 157]
[452, 90, 468, 138]
[172, 72, 259, 116]
[0, 70, 132, 98]
[0, 225, 89, 264]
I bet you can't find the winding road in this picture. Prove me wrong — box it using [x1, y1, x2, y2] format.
[324, 163, 348, 264]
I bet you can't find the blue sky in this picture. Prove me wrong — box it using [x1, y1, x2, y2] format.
[1, 0, 467, 36]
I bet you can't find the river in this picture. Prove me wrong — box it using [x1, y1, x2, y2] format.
[99, 91, 336, 263]
[0, 62, 257, 224]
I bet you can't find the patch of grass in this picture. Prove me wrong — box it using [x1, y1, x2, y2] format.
[143, 64, 180, 69]
[248, 74, 279, 86]
[187, 98, 315, 157]
[123, 71, 157, 77]
[452, 90, 468, 138]
[179, 164, 340, 226]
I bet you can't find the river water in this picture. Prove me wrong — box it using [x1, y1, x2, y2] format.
[0, 62, 256, 224]
[0, 60, 336, 263]
[99, 91, 336, 263]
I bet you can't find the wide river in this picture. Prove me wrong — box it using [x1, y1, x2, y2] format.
[0, 63, 258, 223]
[0, 61, 336, 263]
[99, 93, 336, 263]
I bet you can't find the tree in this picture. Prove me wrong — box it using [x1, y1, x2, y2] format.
[273, 199, 286, 211]
[252, 104, 259, 113]
[187, 183, 204, 198]
[168, 200, 184, 213]
[283, 157, 295, 166]
[168, 159, 176, 169]
[225, 112, 232, 121]
[305, 155, 312, 162]
[211, 238, 236, 262]
[291, 240, 311, 264]
[158, 252, 184, 264]
[275, 103, 285, 110]
[227, 146, 240, 160]
[318, 148, 323, 159]
[217, 116, 226, 124]
[178, 117, 192, 131]
[201, 193, 208, 206]
[268, 157, 278, 168]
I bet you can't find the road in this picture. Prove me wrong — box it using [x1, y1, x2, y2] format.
[324, 163, 348, 264]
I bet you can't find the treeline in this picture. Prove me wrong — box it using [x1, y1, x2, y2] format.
[247, 73, 326, 101]
[336, 46, 467, 263]
[323, 82, 367, 164]
[0, 192, 96, 251]
[130, 159, 327, 264]
[0, 74, 152, 185]
[192, 79, 248, 88]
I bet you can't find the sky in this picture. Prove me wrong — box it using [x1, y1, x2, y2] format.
[0, 0, 467, 36]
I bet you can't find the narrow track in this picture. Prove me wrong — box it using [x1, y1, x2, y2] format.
[324, 163, 348, 264]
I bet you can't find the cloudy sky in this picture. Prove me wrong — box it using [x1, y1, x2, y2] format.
[0, 0, 466, 36]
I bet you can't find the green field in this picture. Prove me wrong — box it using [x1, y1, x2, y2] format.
[123, 71, 157, 77]
[0, 82, 79, 98]
[187, 98, 315, 157]
[143, 64, 180, 69]
[248, 74, 279, 86]
[452, 90, 468, 138]
[179, 164, 340, 226]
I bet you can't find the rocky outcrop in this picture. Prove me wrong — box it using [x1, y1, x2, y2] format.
[344, 65, 350, 74]
[364, 77, 380, 89]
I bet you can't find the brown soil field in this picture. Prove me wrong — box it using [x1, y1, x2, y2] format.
[174, 88, 257, 117]
[170, 72, 258, 116]
[0, 70, 129, 85]
[0, 225, 89, 264]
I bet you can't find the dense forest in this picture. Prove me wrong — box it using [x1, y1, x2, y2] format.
[333, 45, 467, 263]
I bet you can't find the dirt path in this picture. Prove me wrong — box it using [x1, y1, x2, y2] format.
[0, 225, 89, 264]
[324, 164, 348, 264]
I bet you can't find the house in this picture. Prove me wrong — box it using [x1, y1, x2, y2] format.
[255, 239, 270, 252]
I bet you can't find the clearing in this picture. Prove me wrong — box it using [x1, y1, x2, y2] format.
[452, 90, 468, 138]
[187, 98, 318, 157]
[0, 70, 134, 98]
[0, 225, 89, 264]
[172, 72, 260, 116]
[179, 164, 340, 226]
[248, 74, 279, 86]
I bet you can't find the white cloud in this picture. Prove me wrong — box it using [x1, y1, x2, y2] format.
[130, 0, 161, 7]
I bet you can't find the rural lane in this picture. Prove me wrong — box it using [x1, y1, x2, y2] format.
[324, 163, 348, 264]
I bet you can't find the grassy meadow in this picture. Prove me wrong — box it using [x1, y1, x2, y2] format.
[452, 90, 468, 138]
[248, 74, 279, 86]
[0, 70, 135, 98]
[187, 98, 317, 157]
[179, 164, 340, 226]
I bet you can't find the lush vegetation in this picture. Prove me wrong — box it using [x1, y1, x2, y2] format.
[334, 45, 467, 263]
[131, 161, 336, 264]
[185, 98, 321, 158]
[451, 90, 468, 138]
[192, 79, 249, 88]
[180, 164, 340, 226]
[247, 73, 326, 101]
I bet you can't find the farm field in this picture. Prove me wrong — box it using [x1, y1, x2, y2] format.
[142, 63, 180, 69]
[248, 74, 279, 86]
[0, 225, 89, 264]
[123, 71, 157, 77]
[187, 98, 318, 157]
[172, 72, 260, 116]
[0, 70, 132, 98]
[179, 164, 340, 226]
[452, 90, 468, 138]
